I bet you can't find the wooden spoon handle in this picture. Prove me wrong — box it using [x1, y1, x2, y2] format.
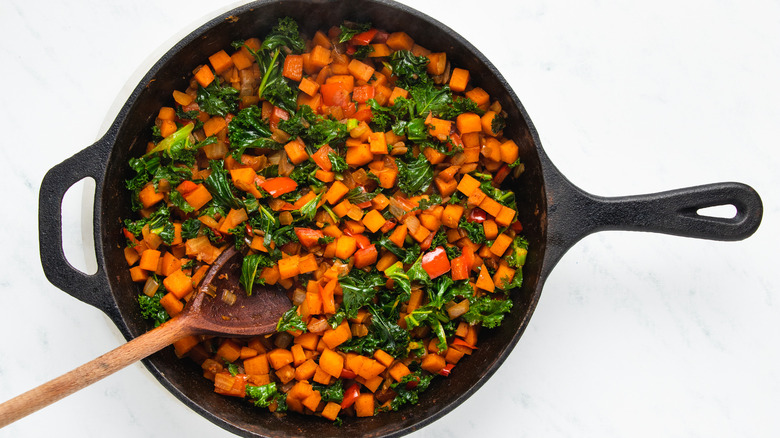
[0, 316, 191, 428]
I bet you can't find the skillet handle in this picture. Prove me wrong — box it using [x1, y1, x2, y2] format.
[38, 134, 114, 314]
[542, 166, 763, 278]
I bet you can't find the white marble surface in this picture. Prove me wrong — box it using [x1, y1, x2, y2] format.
[1, 0, 778, 436]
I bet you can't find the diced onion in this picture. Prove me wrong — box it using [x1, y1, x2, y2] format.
[446, 299, 470, 320]
[404, 215, 421, 234]
[142, 277, 159, 297]
[307, 318, 330, 333]
[221, 289, 237, 306]
[292, 288, 307, 306]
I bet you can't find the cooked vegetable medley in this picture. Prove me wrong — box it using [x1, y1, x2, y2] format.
[124, 17, 528, 422]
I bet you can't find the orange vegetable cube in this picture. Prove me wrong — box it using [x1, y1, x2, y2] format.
[208, 50, 233, 74]
[493, 262, 517, 290]
[489, 233, 513, 257]
[319, 348, 344, 378]
[230, 49, 253, 70]
[277, 255, 301, 279]
[347, 59, 375, 83]
[495, 206, 517, 227]
[361, 209, 387, 233]
[385, 32, 415, 51]
[267, 348, 295, 370]
[138, 184, 164, 209]
[456, 174, 481, 197]
[335, 235, 358, 259]
[479, 196, 503, 217]
[163, 269, 193, 299]
[441, 204, 464, 228]
[465, 87, 490, 108]
[129, 266, 149, 282]
[388, 87, 409, 105]
[182, 184, 212, 211]
[388, 362, 411, 382]
[159, 292, 183, 316]
[284, 138, 309, 164]
[421, 353, 447, 374]
[298, 76, 320, 96]
[322, 321, 352, 349]
[193, 65, 215, 87]
[368, 131, 388, 155]
[449, 67, 470, 92]
[483, 219, 499, 241]
[456, 112, 482, 134]
[373, 349, 395, 368]
[354, 393, 375, 417]
[282, 54, 304, 81]
[216, 339, 242, 363]
[321, 402, 341, 421]
[325, 180, 350, 205]
[138, 249, 161, 271]
[500, 139, 520, 164]
[368, 43, 392, 57]
[346, 142, 373, 166]
[475, 264, 495, 292]
[302, 390, 322, 412]
[309, 45, 332, 68]
[313, 366, 332, 385]
[244, 354, 270, 375]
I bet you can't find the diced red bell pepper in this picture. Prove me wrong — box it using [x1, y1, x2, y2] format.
[421, 246, 451, 279]
[350, 29, 378, 46]
[493, 164, 511, 186]
[353, 233, 371, 250]
[259, 177, 298, 198]
[405, 376, 420, 390]
[450, 256, 470, 281]
[340, 368, 357, 379]
[269, 106, 290, 130]
[320, 82, 351, 107]
[451, 337, 477, 350]
[510, 221, 524, 232]
[439, 364, 455, 377]
[294, 228, 325, 248]
[353, 107, 373, 123]
[176, 180, 199, 196]
[353, 244, 378, 269]
[341, 383, 361, 409]
[467, 207, 487, 223]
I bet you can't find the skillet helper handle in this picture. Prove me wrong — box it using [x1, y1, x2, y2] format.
[585, 182, 763, 240]
[0, 317, 191, 428]
[38, 135, 113, 312]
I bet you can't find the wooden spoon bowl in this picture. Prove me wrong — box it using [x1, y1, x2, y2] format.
[0, 247, 291, 427]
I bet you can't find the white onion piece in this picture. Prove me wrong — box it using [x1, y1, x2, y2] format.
[221, 289, 237, 306]
[142, 277, 159, 297]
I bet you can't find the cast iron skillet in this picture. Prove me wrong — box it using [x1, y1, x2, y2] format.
[37, 0, 763, 436]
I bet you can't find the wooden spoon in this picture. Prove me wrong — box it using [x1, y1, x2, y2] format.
[0, 246, 291, 427]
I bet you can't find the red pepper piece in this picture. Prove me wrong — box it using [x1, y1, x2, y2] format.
[350, 29, 378, 45]
[467, 207, 487, 223]
[259, 177, 298, 198]
[294, 227, 325, 248]
[439, 364, 455, 377]
[341, 383, 361, 409]
[421, 246, 451, 279]
[340, 368, 357, 379]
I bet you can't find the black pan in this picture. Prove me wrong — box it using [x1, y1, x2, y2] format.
[38, 0, 763, 437]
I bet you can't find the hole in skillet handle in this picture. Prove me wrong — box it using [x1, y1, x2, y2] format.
[695, 204, 737, 220]
[61, 177, 98, 275]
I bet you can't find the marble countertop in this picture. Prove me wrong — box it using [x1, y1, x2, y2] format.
[1, 0, 777, 436]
